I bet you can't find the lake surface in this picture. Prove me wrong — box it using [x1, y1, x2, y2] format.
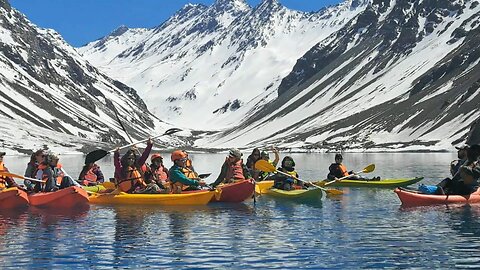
[2, 152, 480, 269]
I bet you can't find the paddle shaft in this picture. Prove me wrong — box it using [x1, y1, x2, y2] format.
[274, 169, 326, 191]
[324, 169, 367, 186]
[109, 128, 182, 152]
[0, 171, 44, 183]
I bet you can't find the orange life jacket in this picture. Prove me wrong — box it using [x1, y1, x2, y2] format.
[38, 163, 64, 185]
[182, 167, 197, 179]
[0, 162, 7, 189]
[118, 166, 145, 193]
[339, 164, 349, 177]
[225, 158, 245, 181]
[84, 167, 98, 182]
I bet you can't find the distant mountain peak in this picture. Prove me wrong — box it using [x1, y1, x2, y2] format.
[110, 25, 129, 37]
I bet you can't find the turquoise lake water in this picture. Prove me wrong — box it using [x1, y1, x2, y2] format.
[1, 152, 480, 269]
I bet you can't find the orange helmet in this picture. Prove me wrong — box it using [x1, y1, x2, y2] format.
[151, 153, 163, 162]
[171, 150, 187, 162]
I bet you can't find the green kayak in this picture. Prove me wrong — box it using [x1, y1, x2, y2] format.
[314, 177, 423, 188]
[266, 188, 323, 201]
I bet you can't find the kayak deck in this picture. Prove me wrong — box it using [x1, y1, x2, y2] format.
[395, 187, 480, 207]
[89, 190, 216, 205]
[213, 179, 255, 203]
[315, 177, 423, 188]
[266, 188, 323, 201]
[28, 186, 89, 208]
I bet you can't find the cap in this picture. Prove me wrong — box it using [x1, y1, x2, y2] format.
[455, 144, 470, 150]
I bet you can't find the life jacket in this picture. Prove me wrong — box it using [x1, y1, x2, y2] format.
[182, 167, 197, 179]
[0, 162, 7, 189]
[83, 166, 98, 182]
[38, 163, 64, 186]
[279, 168, 300, 185]
[338, 164, 349, 177]
[153, 166, 169, 182]
[118, 166, 144, 193]
[225, 158, 245, 181]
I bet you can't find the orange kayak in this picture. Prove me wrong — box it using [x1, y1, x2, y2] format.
[395, 187, 480, 207]
[28, 186, 89, 208]
[0, 187, 29, 209]
[212, 179, 255, 203]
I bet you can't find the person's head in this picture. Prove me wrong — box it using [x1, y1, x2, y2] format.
[281, 156, 295, 169]
[228, 148, 242, 162]
[455, 144, 469, 159]
[121, 150, 137, 167]
[30, 149, 45, 163]
[335, 153, 343, 164]
[260, 151, 269, 161]
[467, 144, 480, 162]
[151, 153, 164, 166]
[0, 151, 5, 163]
[171, 150, 188, 167]
[251, 148, 260, 159]
[45, 152, 59, 166]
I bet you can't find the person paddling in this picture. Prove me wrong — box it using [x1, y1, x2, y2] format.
[211, 148, 251, 188]
[437, 144, 469, 193]
[272, 156, 306, 190]
[439, 144, 480, 195]
[78, 162, 105, 186]
[327, 154, 376, 181]
[0, 151, 23, 191]
[40, 152, 77, 192]
[114, 138, 158, 193]
[24, 149, 46, 192]
[169, 150, 206, 193]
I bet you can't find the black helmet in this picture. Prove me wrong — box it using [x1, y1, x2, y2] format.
[281, 156, 295, 168]
[335, 153, 343, 160]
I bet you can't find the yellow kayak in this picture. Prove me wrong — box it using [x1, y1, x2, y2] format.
[266, 188, 323, 201]
[314, 177, 423, 188]
[89, 190, 216, 205]
[255, 180, 274, 194]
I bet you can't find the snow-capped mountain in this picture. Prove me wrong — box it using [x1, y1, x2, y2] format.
[81, 0, 480, 151]
[79, 0, 366, 131]
[0, 0, 177, 155]
[203, 0, 480, 151]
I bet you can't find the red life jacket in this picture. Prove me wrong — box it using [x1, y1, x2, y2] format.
[225, 158, 245, 181]
[154, 166, 169, 181]
[118, 166, 145, 193]
[84, 166, 98, 182]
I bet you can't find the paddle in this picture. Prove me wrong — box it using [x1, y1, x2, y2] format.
[254, 160, 344, 195]
[0, 171, 44, 183]
[109, 127, 183, 152]
[324, 164, 376, 186]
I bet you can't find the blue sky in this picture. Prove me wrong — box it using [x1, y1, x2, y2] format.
[9, 0, 342, 47]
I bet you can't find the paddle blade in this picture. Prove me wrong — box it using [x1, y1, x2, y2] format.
[198, 173, 211, 179]
[325, 188, 344, 195]
[362, 164, 375, 173]
[85, 149, 108, 164]
[164, 128, 182, 136]
[255, 160, 276, 173]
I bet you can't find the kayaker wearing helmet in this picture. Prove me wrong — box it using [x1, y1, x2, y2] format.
[258, 147, 280, 181]
[169, 150, 206, 193]
[145, 153, 170, 192]
[41, 152, 77, 192]
[211, 148, 251, 188]
[272, 156, 305, 190]
[327, 154, 366, 180]
[0, 151, 23, 191]
[114, 138, 153, 193]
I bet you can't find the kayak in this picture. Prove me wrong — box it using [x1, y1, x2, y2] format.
[89, 190, 216, 205]
[28, 186, 89, 208]
[0, 187, 29, 209]
[82, 185, 106, 193]
[213, 179, 255, 202]
[315, 177, 424, 188]
[255, 180, 274, 194]
[394, 187, 480, 207]
[266, 188, 323, 201]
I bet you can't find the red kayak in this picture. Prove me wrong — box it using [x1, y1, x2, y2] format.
[0, 187, 29, 209]
[212, 179, 255, 203]
[28, 186, 89, 208]
[395, 187, 480, 207]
